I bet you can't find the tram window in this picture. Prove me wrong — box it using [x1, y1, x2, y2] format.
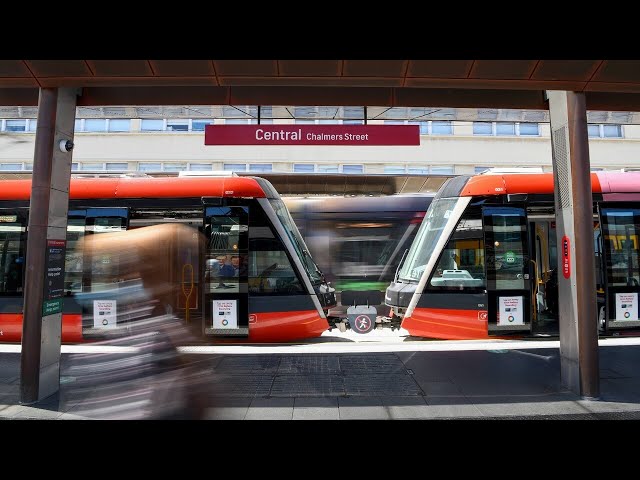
[248, 206, 305, 295]
[62, 210, 129, 295]
[286, 196, 428, 287]
[601, 208, 640, 287]
[0, 210, 27, 295]
[64, 216, 86, 294]
[248, 227, 304, 295]
[84, 215, 128, 292]
[398, 197, 460, 283]
[269, 199, 323, 285]
[483, 207, 530, 291]
[428, 214, 485, 291]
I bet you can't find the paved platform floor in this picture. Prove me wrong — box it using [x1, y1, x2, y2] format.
[2, 336, 640, 420]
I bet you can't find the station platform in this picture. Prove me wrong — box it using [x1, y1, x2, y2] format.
[2, 331, 640, 420]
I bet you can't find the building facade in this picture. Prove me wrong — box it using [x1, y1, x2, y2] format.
[1, 112, 639, 175]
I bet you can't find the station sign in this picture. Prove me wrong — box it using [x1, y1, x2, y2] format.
[205, 125, 420, 146]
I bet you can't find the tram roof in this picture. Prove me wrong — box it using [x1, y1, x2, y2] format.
[461, 171, 640, 197]
[0, 175, 268, 200]
[0, 172, 454, 196]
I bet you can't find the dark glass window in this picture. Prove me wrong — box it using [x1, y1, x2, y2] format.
[428, 210, 485, 291]
[248, 205, 305, 295]
[483, 206, 530, 291]
[601, 207, 640, 288]
[0, 210, 27, 295]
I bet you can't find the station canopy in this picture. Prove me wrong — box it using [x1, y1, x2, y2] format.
[2, 60, 640, 113]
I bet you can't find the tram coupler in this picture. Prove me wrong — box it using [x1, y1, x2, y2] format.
[327, 317, 349, 332]
[376, 314, 402, 331]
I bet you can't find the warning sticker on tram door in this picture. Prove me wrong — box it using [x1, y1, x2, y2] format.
[347, 305, 377, 334]
[212, 300, 238, 329]
[498, 296, 524, 325]
[616, 293, 638, 321]
[93, 300, 117, 329]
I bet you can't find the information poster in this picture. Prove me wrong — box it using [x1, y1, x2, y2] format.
[93, 300, 117, 329]
[498, 296, 524, 325]
[616, 293, 638, 321]
[42, 239, 66, 316]
[213, 300, 238, 329]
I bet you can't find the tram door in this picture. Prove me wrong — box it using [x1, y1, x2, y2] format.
[483, 206, 533, 335]
[528, 218, 560, 335]
[599, 205, 640, 333]
[202, 205, 249, 337]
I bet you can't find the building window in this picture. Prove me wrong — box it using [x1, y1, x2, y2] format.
[141, 119, 164, 131]
[166, 120, 189, 132]
[224, 163, 247, 172]
[588, 124, 623, 138]
[415, 122, 428, 134]
[84, 119, 107, 132]
[81, 163, 103, 170]
[74, 119, 83, 132]
[27, 119, 37, 132]
[496, 122, 516, 136]
[192, 119, 214, 131]
[0, 163, 23, 170]
[138, 163, 162, 172]
[293, 164, 315, 173]
[71, 163, 79, 171]
[105, 163, 128, 171]
[475, 166, 492, 174]
[225, 118, 256, 125]
[474, 121, 540, 137]
[384, 165, 446, 174]
[189, 163, 213, 171]
[108, 119, 131, 132]
[317, 165, 339, 173]
[518, 123, 539, 135]
[603, 125, 623, 138]
[430, 166, 455, 174]
[342, 165, 364, 174]
[249, 164, 273, 172]
[5, 120, 26, 132]
[163, 163, 186, 172]
[431, 121, 453, 135]
[473, 122, 493, 135]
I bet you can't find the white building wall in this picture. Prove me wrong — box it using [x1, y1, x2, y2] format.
[1, 121, 639, 173]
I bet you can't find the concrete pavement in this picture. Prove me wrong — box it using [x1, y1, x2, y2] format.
[2, 335, 640, 420]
